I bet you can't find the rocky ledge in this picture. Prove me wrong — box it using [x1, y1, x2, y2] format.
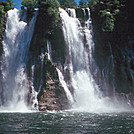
[37, 55, 68, 111]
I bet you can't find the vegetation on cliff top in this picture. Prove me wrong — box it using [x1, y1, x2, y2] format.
[21, 0, 38, 21]
[0, 0, 15, 34]
[38, 0, 60, 38]
[58, 0, 77, 8]
[89, 0, 134, 34]
[79, 0, 88, 8]
[0, 0, 15, 54]
[89, 0, 120, 32]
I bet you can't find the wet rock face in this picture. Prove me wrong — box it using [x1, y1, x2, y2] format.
[38, 79, 68, 111]
[75, 8, 85, 20]
[27, 8, 68, 111]
[27, 48, 68, 111]
[90, 1, 134, 96]
[75, 8, 89, 26]
[37, 56, 68, 111]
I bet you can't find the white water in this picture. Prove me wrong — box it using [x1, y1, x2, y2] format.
[0, 9, 37, 112]
[59, 8, 133, 113]
[56, 68, 74, 104]
[46, 38, 74, 104]
[66, 8, 76, 18]
[47, 40, 52, 60]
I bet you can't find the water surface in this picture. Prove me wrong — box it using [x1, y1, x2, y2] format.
[0, 111, 134, 134]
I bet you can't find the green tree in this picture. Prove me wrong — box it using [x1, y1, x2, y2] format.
[21, 0, 38, 21]
[0, 5, 5, 37]
[0, 1, 13, 33]
[0, 5, 5, 14]
[21, 0, 38, 9]
[0, 0, 14, 12]
[88, 0, 99, 8]
[38, 0, 60, 38]
[79, 0, 88, 8]
[0, 0, 15, 55]
[5, 0, 15, 8]
[99, 9, 115, 31]
[58, 0, 77, 8]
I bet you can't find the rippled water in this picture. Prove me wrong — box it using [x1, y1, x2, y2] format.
[0, 111, 134, 134]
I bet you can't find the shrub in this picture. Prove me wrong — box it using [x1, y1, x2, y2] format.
[58, 0, 77, 8]
[21, 0, 38, 21]
[38, 0, 60, 38]
[99, 9, 115, 31]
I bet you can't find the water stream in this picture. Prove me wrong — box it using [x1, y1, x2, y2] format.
[59, 8, 133, 113]
[0, 9, 37, 111]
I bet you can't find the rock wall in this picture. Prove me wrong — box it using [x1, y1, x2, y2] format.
[0, 15, 6, 56]
[0, 8, 6, 106]
[27, 8, 68, 111]
[0, 6, 6, 55]
[37, 55, 68, 111]
[90, 1, 134, 100]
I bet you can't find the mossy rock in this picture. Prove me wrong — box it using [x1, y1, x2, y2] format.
[75, 8, 85, 19]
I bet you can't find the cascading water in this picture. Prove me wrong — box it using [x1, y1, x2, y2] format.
[59, 8, 133, 113]
[66, 8, 76, 18]
[47, 40, 52, 60]
[0, 9, 38, 112]
[56, 68, 74, 104]
[0, 7, 132, 113]
[46, 39, 74, 105]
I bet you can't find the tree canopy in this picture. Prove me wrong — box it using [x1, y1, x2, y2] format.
[0, 0, 15, 12]
[79, 0, 88, 8]
[5, 0, 15, 8]
[58, 0, 77, 8]
[38, 0, 60, 38]
[21, 0, 38, 9]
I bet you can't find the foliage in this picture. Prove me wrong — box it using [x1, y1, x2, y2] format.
[113, 9, 119, 15]
[0, 0, 15, 39]
[0, 5, 5, 40]
[0, 5, 5, 14]
[21, 0, 38, 9]
[0, 0, 15, 55]
[0, 0, 14, 12]
[91, 0, 134, 94]
[99, 9, 115, 31]
[5, 0, 15, 8]
[21, 0, 38, 21]
[89, 0, 122, 32]
[88, 0, 99, 8]
[79, 0, 88, 8]
[58, 0, 77, 8]
[38, 0, 60, 38]
[38, 0, 60, 9]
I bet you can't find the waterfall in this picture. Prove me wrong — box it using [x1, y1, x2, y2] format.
[56, 68, 74, 104]
[47, 40, 52, 60]
[59, 8, 132, 112]
[66, 8, 76, 18]
[46, 38, 74, 104]
[0, 9, 37, 111]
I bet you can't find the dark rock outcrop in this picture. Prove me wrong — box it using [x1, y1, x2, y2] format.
[90, 0, 134, 101]
[37, 55, 68, 111]
[38, 70, 68, 111]
[27, 7, 68, 111]
[0, 11, 6, 56]
[75, 8, 89, 26]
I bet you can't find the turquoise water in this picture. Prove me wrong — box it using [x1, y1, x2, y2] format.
[0, 111, 134, 134]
